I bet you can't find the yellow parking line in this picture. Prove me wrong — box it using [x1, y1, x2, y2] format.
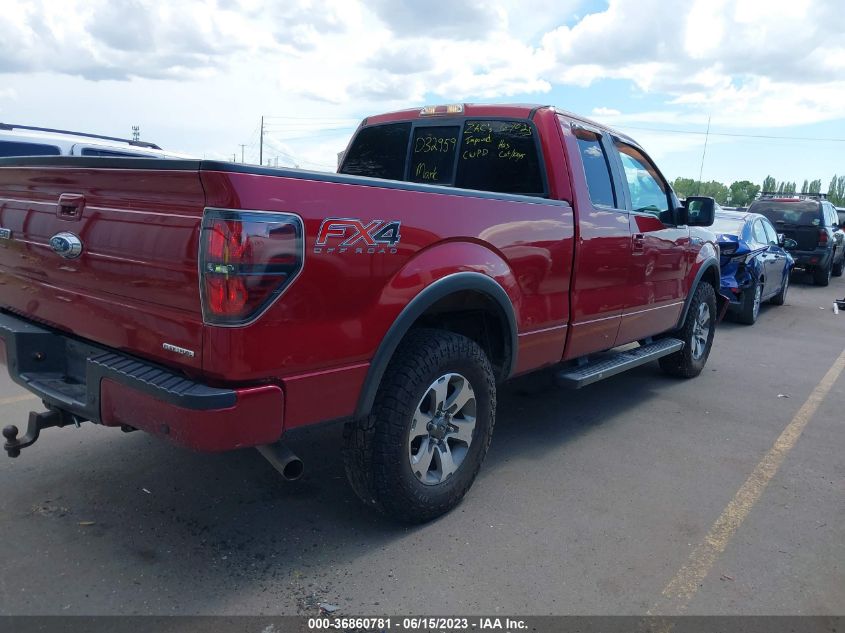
[0, 393, 38, 406]
[650, 347, 845, 615]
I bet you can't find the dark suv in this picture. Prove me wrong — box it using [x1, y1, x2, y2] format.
[747, 194, 845, 286]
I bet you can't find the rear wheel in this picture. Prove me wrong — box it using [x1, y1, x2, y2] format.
[342, 329, 496, 523]
[659, 282, 716, 378]
[770, 273, 789, 306]
[813, 260, 832, 286]
[736, 280, 762, 324]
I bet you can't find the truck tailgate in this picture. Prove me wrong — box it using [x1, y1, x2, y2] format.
[0, 161, 205, 373]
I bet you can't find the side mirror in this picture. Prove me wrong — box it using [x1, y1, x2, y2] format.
[681, 196, 715, 227]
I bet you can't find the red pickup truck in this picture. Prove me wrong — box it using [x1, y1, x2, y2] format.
[0, 104, 722, 522]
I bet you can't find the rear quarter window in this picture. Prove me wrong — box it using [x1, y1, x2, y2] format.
[0, 140, 61, 157]
[571, 128, 616, 207]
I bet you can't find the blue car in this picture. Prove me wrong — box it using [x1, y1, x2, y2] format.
[713, 210, 795, 324]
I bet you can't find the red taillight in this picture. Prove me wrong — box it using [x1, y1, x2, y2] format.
[200, 209, 303, 325]
[819, 230, 828, 245]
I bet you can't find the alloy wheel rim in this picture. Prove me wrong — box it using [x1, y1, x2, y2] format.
[752, 284, 762, 319]
[407, 372, 476, 486]
[691, 302, 711, 360]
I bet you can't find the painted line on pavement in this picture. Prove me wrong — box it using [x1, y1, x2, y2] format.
[649, 346, 845, 615]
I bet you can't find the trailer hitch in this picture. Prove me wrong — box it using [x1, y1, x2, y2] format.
[3, 408, 83, 458]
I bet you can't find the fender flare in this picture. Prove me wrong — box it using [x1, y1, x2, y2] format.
[676, 258, 721, 329]
[354, 272, 518, 419]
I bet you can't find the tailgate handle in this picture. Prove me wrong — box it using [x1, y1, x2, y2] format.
[57, 193, 85, 220]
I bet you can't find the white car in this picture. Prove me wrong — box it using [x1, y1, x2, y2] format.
[0, 122, 190, 159]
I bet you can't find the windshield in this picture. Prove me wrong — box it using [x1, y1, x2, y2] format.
[749, 200, 821, 225]
[711, 217, 745, 236]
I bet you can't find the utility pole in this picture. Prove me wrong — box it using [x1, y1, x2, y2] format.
[232, 153, 236, 162]
[239, 144, 246, 163]
[259, 116, 264, 166]
[131, 125, 140, 141]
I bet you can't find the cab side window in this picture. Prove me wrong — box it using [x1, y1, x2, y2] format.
[572, 128, 616, 208]
[613, 141, 669, 217]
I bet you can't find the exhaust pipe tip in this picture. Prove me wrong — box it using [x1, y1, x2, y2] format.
[281, 456, 304, 481]
[257, 443, 304, 481]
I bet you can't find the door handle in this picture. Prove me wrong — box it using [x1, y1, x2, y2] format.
[632, 233, 645, 253]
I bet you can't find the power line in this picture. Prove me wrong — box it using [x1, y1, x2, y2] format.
[263, 139, 334, 170]
[616, 124, 845, 143]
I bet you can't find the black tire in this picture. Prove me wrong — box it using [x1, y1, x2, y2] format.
[735, 280, 762, 325]
[342, 329, 496, 523]
[659, 282, 717, 378]
[813, 260, 832, 286]
[770, 272, 789, 305]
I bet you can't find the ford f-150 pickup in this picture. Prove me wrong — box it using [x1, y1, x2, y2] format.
[0, 104, 722, 522]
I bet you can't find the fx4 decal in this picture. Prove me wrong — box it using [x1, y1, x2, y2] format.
[314, 218, 401, 254]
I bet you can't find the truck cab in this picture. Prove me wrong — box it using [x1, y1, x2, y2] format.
[338, 104, 721, 366]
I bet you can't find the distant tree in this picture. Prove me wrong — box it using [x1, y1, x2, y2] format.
[828, 175, 845, 206]
[801, 179, 809, 193]
[672, 177, 699, 199]
[698, 180, 730, 205]
[762, 175, 777, 193]
[776, 181, 785, 194]
[728, 180, 760, 207]
[808, 179, 822, 194]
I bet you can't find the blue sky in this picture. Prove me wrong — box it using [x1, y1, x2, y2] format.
[1, 0, 843, 189]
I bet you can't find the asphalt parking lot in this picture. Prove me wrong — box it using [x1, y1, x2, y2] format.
[0, 272, 842, 616]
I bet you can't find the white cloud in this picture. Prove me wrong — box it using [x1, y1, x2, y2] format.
[0, 0, 842, 172]
[543, 0, 845, 128]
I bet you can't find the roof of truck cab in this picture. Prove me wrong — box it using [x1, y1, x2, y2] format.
[361, 103, 637, 143]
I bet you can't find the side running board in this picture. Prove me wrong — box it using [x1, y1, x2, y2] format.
[556, 338, 684, 389]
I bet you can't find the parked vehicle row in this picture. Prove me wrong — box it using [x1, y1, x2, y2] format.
[747, 194, 844, 286]
[709, 193, 843, 327]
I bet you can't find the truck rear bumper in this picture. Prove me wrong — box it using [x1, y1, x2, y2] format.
[790, 249, 831, 268]
[0, 311, 284, 452]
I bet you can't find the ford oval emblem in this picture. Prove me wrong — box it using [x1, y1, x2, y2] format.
[49, 232, 83, 259]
